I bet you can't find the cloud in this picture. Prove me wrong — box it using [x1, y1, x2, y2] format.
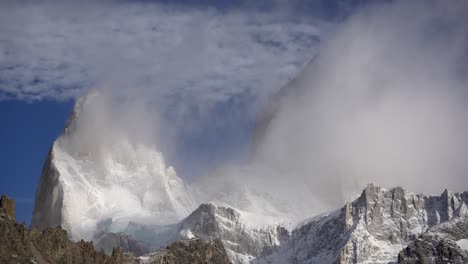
[0, 1, 322, 103]
[0, 0, 326, 177]
[248, 0, 468, 214]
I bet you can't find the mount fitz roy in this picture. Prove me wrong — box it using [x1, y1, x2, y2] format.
[29, 75, 468, 264]
[31, 90, 468, 263]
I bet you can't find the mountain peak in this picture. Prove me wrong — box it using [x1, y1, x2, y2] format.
[32, 92, 196, 241]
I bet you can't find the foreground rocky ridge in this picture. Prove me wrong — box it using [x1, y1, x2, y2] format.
[1, 195, 232, 264]
[0, 194, 124, 264]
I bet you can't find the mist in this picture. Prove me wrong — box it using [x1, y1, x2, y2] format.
[246, 0, 468, 214]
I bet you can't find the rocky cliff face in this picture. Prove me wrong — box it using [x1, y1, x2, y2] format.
[0, 194, 15, 220]
[398, 232, 466, 264]
[255, 184, 468, 264]
[177, 204, 289, 262]
[398, 217, 468, 264]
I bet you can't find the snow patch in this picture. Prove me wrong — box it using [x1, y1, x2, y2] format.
[457, 239, 468, 250]
[179, 229, 195, 239]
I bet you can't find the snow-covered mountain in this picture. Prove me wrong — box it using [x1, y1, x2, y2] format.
[32, 92, 197, 241]
[32, 92, 468, 263]
[31, 91, 292, 263]
[255, 184, 468, 264]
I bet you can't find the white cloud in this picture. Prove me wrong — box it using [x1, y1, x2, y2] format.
[0, 1, 324, 104]
[0, 0, 328, 178]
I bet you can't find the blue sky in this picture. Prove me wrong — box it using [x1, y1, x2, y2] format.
[0, 100, 73, 223]
[0, 0, 369, 224]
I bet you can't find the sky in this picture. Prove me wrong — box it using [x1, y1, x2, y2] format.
[0, 0, 358, 224]
[0, 100, 73, 224]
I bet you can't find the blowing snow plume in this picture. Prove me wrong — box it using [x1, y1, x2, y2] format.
[251, 1, 468, 212]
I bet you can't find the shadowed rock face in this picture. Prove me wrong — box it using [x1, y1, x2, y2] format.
[0, 194, 15, 220]
[398, 233, 466, 264]
[31, 148, 64, 231]
[398, 217, 468, 264]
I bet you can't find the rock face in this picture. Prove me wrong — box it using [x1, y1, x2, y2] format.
[177, 204, 289, 261]
[0, 194, 15, 220]
[256, 184, 468, 264]
[0, 195, 124, 264]
[398, 217, 468, 264]
[115, 203, 289, 263]
[140, 239, 231, 264]
[31, 148, 64, 231]
[398, 233, 466, 264]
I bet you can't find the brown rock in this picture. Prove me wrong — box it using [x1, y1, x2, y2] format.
[143, 239, 231, 264]
[0, 194, 15, 220]
[0, 195, 124, 264]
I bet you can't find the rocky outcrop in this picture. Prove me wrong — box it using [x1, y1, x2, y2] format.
[398, 217, 468, 264]
[256, 184, 468, 264]
[0, 194, 15, 220]
[31, 147, 65, 232]
[117, 203, 289, 262]
[140, 239, 231, 264]
[178, 204, 289, 259]
[0, 195, 124, 264]
[398, 233, 466, 264]
[3, 195, 234, 264]
[339, 185, 468, 263]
